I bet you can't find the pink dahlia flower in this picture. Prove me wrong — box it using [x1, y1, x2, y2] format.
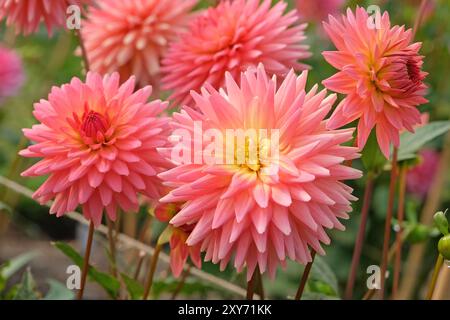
[155, 203, 202, 277]
[295, 0, 344, 23]
[0, 0, 89, 36]
[20, 72, 171, 226]
[322, 7, 428, 158]
[0, 46, 24, 102]
[162, 0, 311, 107]
[158, 64, 361, 280]
[406, 149, 440, 198]
[82, 0, 197, 89]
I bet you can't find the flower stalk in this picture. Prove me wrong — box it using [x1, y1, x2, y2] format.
[345, 172, 375, 299]
[295, 250, 316, 300]
[77, 221, 95, 300]
[380, 147, 399, 299]
[142, 244, 162, 300]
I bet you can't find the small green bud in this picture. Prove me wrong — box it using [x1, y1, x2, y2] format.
[438, 235, 450, 260]
[433, 210, 449, 236]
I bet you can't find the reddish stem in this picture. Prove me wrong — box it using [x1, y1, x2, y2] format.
[77, 221, 95, 300]
[392, 164, 407, 299]
[345, 173, 375, 299]
[295, 250, 316, 300]
[380, 147, 399, 299]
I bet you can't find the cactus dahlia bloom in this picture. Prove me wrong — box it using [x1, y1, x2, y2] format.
[162, 0, 311, 107]
[155, 203, 202, 277]
[322, 7, 428, 158]
[0, 0, 89, 36]
[20, 72, 171, 226]
[82, 0, 197, 89]
[158, 64, 361, 280]
[0, 46, 24, 102]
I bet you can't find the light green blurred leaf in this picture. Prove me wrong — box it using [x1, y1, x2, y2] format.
[13, 268, 38, 300]
[43, 279, 74, 300]
[0, 251, 38, 292]
[398, 121, 450, 161]
[121, 273, 143, 300]
[53, 242, 120, 299]
[309, 256, 339, 297]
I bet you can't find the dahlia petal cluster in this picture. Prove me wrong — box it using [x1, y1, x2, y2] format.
[0, 0, 89, 36]
[82, 0, 197, 88]
[162, 0, 311, 107]
[295, 0, 344, 23]
[322, 7, 428, 158]
[0, 45, 24, 102]
[20, 72, 171, 226]
[158, 64, 361, 280]
[155, 203, 202, 277]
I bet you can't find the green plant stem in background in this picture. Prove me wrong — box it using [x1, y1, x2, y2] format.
[392, 164, 408, 299]
[412, 0, 429, 39]
[295, 250, 316, 300]
[345, 172, 375, 300]
[75, 30, 90, 72]
[107, 218, 118, 278]
[380, 147, 399, 299]
[171, 265, 191, 300]
[426, 254, 444, 299]
[256, 269, 265, 300]
[142, 243, 162, 300]
[77, 221, 95, 300]
[246, 268, 258, 300]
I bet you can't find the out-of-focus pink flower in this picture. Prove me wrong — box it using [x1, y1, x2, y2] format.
[20, 72, 171, 226]
[0, 46, 24, 102]
[406, 149, 440, 198]
[295, 0, 344, 22]
[162, 0, 311, 107]
[322, 7, 428, 158]
[0, 0, 89, 36]
[155, 203, 202, 277]
[82, 0, 197, 89]
[158, 64, 361, 280]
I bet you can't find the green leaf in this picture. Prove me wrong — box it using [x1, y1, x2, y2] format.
[53, 242, 120, 299]
[13, 268, 39, 300]
[0, 251, 38, 292]
[44, 279, 74, 300]
[300, 292, 340, 300]
[361, 131, 386, 174]
[398, 121, 450, 161]
[309, 256, 339, 297]
[121, 273, 143, 300]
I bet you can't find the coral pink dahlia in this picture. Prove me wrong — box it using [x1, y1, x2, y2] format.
[158, 64, 361, 280]
[0, 0, 89, 36]
[0, 45, 24, 102]
[82, 0, 197, 88]
[155, 203, 202, 277]
[20, 72, 171, 226]
[322, 7, 428, 158]
[162, 0, 311, 107]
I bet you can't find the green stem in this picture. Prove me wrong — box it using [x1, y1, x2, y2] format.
[142, 244, 162, 300]
[295, 250, 316, 300]
[426, 254, 444, 300]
